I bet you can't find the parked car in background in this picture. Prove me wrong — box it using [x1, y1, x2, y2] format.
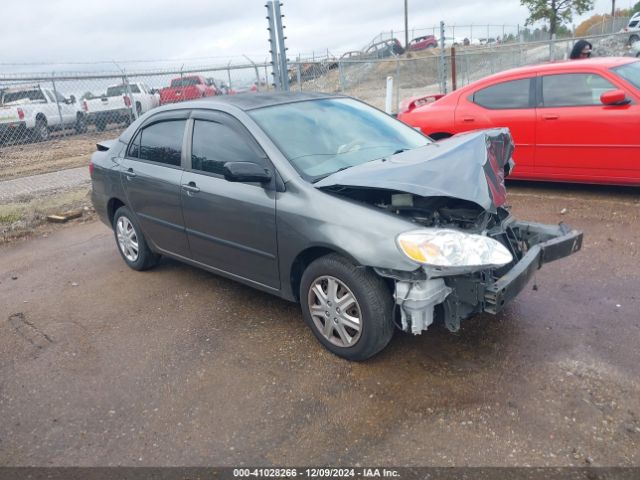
[398, 57, 640, 186]
[90, 92, 582, 360]
[623, 12, 640, 44]
[81, 83, 160, 131]
[159, 75, 218, 105]
[407, 35, 438, 51]
[0, 84, 84, 143]
[364, 39, 404, 59]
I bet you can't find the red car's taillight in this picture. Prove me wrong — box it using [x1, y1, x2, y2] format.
[89, 162, 94, 176]
[82, 100, 88, 112]
[17, 108, 25, 120]
[123, 95, 132, 107]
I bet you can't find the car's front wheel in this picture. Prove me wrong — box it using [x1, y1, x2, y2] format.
[300, 254, 394, 361]
[113, 206, 159, 271]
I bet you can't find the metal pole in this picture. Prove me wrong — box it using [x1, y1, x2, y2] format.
[266, 2, 281, 90]
[439, 21, 447, 94]
[243, 55, 261, 92]
[227, 61, 232, 90]
[296, 63, 302, 91]
[404, 0, 409, 50]
[50, 72, 65, 138]
[395, 58, 400, 114]
[451, 47, 457, 91]
[273, 0, 289, 92]
[338, 60, 345, 93]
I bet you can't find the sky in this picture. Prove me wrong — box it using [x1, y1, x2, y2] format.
[0, 0, 630, 73]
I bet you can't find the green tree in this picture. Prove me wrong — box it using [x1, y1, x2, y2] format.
[521, 0, 594, 37]
[633, 1, 640, 14]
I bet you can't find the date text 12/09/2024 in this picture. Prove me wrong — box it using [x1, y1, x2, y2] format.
[232, 468, 400, 478]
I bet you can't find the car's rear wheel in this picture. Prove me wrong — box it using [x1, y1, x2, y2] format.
[630, 34, 639, 44]
[300, 254, 394, 361]
[113, 206, 159, 271]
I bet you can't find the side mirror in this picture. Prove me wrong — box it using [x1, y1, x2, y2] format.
[223, 161, 272, 183]
[69, 95, 76, 104]
[600, 89, 629, 106]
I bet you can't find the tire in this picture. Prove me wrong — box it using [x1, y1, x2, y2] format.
[136, 102, 142, 117]
[75, 114, 87, 134]
[300, 254, 394, 361]
[33, 117, 49, 142]
[630, 34, 639, 45]
[113, 206, 160, 271]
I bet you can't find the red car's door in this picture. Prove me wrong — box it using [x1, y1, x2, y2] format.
[454, 77, 536, 176]
[535, 71, 640, 184]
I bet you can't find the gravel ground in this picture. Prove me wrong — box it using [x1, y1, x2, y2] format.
[0, 181, 638, 467]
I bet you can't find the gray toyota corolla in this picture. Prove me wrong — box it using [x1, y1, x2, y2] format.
[90, 92, 582, 361]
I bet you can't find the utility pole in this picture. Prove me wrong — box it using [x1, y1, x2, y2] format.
[404, 0, 409, 49]
[611, 0, 615, 17]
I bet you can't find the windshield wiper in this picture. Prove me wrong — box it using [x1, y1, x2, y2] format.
[311, 166, 353, 183]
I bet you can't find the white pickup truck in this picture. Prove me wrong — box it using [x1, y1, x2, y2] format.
[81, 82, 160, 131]
[0, 84, 84, 143]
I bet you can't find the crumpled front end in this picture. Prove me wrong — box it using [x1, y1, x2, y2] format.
[378, 218, 582, 335]
[315, 128, 581, 335]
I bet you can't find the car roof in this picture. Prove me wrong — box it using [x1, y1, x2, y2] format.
[483, 57, 637, 79]
[159, 91, 342, 112]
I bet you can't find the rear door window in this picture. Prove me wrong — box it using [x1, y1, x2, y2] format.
[541, 73, 616, 107]
[472, 79, 531, 109]
[127, 120, 186, 167]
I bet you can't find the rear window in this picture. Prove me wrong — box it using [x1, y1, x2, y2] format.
[472, 79, 531, 109]
[106, 84, 141, 96]
[612, 61, 640, 91]
[2, 89, 46, 104]
[170, 77, 200, 87]
[127, 120, 186, 167]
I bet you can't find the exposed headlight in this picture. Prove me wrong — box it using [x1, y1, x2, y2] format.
[397, 229, 513, 268]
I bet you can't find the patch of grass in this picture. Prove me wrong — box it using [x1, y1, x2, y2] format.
[0, 186, 94, 243]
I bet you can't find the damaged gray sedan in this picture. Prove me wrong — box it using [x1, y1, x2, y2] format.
[90, 92, 583, 361]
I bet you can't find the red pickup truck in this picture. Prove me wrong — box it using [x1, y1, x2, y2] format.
[159, 75, 219, 105]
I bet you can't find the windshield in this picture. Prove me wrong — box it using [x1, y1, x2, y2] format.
[611, 61, 640, 91]
[170, 77, 200, 87]
[107, 84, 140, 96]
[248, 98, 430, 181]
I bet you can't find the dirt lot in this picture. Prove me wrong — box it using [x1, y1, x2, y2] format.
[0, 182, 639, 467]
[0, 128, 123, 181]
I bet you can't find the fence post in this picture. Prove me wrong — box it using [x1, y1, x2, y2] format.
[123, 74, 136, 124]
[227, 61, 232, 90]
[338, 60, 345, 93]
[439, 21, 447, 94]
[296, 63, 302, 91]
[50, 72, 66, 138]
[451, 47, 457, 91]
[273, 1, 289, 92]
[395, 58, 400, 114]
[266, 2, 281, 90]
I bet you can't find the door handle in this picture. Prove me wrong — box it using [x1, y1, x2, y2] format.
[462, 116, 475, 122]
[123, 168, 136, 178]
[542, 114, 559, 120]
[181, 182, 200, 194]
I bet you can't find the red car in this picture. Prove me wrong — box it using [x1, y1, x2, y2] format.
[398, 58, 640, 186]
[407, 35, 438, 51]
[159, 75, 218, 105]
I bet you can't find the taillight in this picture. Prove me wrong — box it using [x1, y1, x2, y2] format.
[89, 162, 94, 176]
[123, 95, 131, 107]
[17, 108, 25, 120]
[82, 100, 88, 112]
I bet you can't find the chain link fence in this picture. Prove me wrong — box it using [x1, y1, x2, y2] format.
[1, 31, 637, 185]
